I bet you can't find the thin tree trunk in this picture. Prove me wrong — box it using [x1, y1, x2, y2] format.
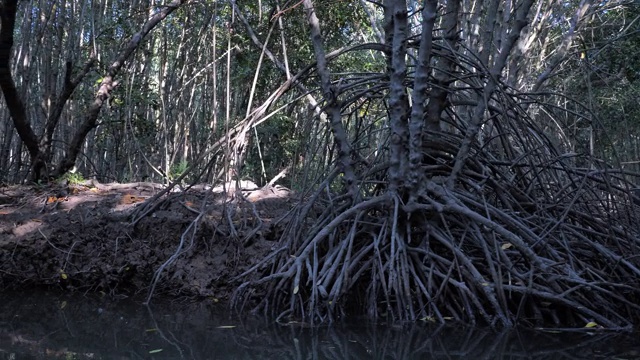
[424, 0, 460, 132]
[302, 0, 357, 194]
[55, 0, 188, 176]
[41, 58, 96, 163]
[407, 0, 437, 195]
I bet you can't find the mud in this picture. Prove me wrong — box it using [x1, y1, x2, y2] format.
[0, 180, 294, 302]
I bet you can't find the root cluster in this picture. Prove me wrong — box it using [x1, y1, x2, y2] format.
[233, 132, 640, 329]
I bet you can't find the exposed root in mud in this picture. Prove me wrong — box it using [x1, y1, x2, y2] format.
[233, 134, 640, 329]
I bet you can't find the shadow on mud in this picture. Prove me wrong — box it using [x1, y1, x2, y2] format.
[0, 290, 638, 359]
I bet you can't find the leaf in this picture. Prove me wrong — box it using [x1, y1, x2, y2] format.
[148, 349, 163, 354]
[293, 285, 299, 294]
[60, 301, 67, 310]
[501, 243, 513, 250]
[584, 321, 598, 328]
[145, 328, 158, 332]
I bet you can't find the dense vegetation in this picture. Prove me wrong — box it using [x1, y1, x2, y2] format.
[1, 0, 640, 328]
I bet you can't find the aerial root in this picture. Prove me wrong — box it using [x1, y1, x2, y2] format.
[232, 150, 640, 328]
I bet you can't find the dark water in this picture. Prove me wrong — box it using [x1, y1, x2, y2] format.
[0, 291, 638, 359]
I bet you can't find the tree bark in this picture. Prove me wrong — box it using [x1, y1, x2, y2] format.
[384, 0, 410, 193]
[407, 0, 437, 195]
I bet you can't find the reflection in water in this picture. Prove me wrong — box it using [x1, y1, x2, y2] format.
[0, 291, 638, 359]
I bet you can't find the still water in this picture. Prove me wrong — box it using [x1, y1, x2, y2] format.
[0, 290, 638, 359]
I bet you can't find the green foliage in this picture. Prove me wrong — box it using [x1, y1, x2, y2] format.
[555, 2, 640, 168]
[169, 160, 189, 181]
[58, 170, 85, 185]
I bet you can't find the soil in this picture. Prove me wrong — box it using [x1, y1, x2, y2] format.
[0, 179, 294, 303]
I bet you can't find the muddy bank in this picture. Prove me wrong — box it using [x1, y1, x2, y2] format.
[0, 180, 293, 302]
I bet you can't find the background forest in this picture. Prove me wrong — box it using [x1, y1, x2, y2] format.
[2, 0, 640, 328]
[1, 0, 639, 185]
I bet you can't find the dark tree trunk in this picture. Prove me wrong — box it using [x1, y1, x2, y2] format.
[0, 0, 45, 180]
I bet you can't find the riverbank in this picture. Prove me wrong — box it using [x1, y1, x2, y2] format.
[0, 180, 292, 302]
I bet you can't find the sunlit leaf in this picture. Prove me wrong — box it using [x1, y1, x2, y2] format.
[148, 349, 163, 354]
[501, 243, 513, 250]
[293, 285, 299, 294]
[585, 321, 598, 328]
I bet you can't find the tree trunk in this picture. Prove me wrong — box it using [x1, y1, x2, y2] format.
[0, 0, 45, 180]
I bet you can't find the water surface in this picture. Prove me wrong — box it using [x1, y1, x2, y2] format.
[0, 290, 638, 359]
